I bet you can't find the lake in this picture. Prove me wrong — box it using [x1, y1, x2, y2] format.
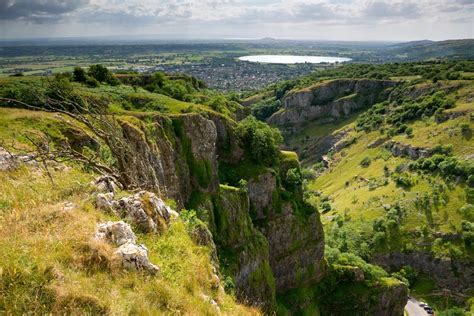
[238, 55, 351, 64]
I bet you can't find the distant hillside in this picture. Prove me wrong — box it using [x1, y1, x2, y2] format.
[384, 39, 474, 61]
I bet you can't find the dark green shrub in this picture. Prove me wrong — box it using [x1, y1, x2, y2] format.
[284, 168, 302, 192]
[251, 98, 281, 121]
[360, 157, 371, 167]
[468, 175, 474, 188]
[235, 116, 283, 166]
[320, 201, 332, 213]
[461, 221, 474, 247]
[433, 144, 453, 155]
[85, 76, 100, 87]
[392, 172, 414, 188]
[459, 204, 474, 221]
[73, 67, 87, 83]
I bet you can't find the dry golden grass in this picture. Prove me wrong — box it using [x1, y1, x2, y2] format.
[0, 166, 259, 315]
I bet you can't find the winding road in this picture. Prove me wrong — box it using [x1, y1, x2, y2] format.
[405, 297, 432, 316]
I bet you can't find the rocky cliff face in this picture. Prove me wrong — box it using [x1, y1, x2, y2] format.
[268, 79, 396, 126]
[214, 185, 276, 307]
[318, 275, 407, 316]
[247, 170, 325, 292]
[372, 252, 474, 294]
[113, 112, 326, 309]
[117, 113, 219, 208]
[384, 140, 434, 160]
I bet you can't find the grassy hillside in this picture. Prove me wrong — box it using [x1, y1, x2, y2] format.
[0, 107, 257, 314]
[298, 78, 474, 313]
[0, 69, 244, 119]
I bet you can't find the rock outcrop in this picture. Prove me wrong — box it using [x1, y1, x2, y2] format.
[384, 141, 433, 160]
[0, 147, 38, 170]
[300, 128, 352, 163]
[247, 170, 325, 292]
[95, 221, 160, 274]
[319, 276, 407, 316]
[95, 190, 178, 234]
[214, 185, 276, 308]
[95, 221, 137, 246]
[435, 109, 471, 123]
[94, 175, 121, 194]
[372, 251, 474, 293]
[268, 79, 396, 126]
[117, 113, 219, 208]
[116, 191, 177, 234]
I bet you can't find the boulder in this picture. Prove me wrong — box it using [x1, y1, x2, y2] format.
[95, 221, 137, 246]
[94, 190, 178, 234]
[115, 243, 160, 275]
[117, 191, 176, 233]
[95, 221, 159, 274]
[0, 147, 16, 171]
[384, 141, 433, 160]
[0, 147, 37, 170]
[95, 193, 117, 213]
[367, 137, 389, 149]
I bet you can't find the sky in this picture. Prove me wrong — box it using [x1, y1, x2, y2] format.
[0, 0, 473, 41]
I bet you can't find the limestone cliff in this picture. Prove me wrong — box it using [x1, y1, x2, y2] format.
[246, 153, 325, 292]
[214, 185, 276, 307]
[117, 113, 219, 208]
[268, 79, 396, 126]
[318, 278, 407, 316]
[108, 111, 405, 313]
[372, 251, 474, 294]
[112, 112, 326, 309]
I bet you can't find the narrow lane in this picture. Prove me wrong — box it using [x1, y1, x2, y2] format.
[405, 298, 429, 316]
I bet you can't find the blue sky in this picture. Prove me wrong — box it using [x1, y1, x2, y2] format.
[0, 0, 472, 41]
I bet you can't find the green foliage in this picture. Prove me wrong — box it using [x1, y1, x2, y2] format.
[461, 221, 474, 247]
[356, 88, 457, 136]
[461, 123, 472, 135]
[388, 91, 455, 126]
[234, 179, 247, 195]
[360, 156, 372, 167]
[437, 307, 467, 316]
[144, 72, 201, 103]
[250, 97, 281, 121]
[459, 204, 474, 221]
[391, 265, 417, 287]
[325, 246, 388, 281]
[88, 64, 118, 85]
[284, 168, 302, 192]
[235, 116, 283, 166]
[222, 275, 236, 295]
[73, 67, 87, 83]
[301, 167, 318, 180]
[432, 144, 453, 155]
[356, 102, 387, 132]
[409, 154, 474, 184]
[85, 76, 100, 87]
[391, 172, 415, 188]
[320, 201, 332, 213]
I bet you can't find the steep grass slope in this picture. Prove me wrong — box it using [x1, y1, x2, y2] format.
[301, 79, 474, 313]
[0, 108, 257, 314]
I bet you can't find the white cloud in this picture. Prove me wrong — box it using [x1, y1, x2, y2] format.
[0, 0, 472, 40]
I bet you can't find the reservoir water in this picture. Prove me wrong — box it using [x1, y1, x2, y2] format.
[238, 55, 351, 64]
